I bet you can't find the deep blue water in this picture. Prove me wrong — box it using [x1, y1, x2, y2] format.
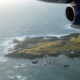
[0, 0, 80, 80]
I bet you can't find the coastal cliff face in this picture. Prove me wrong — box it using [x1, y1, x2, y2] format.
[5, 33, 80, 59]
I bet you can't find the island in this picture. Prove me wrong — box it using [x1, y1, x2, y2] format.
[5, 33, 80, 59]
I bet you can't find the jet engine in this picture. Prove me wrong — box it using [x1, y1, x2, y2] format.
[66, 4, 80, 25]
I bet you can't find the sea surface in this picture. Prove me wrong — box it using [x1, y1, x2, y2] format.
[0, 0, 80, 80]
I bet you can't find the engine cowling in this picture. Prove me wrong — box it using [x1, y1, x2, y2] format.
[66, 4, 80, 25]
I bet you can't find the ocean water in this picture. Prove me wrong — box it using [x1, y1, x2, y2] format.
[0, 0, 80, 80]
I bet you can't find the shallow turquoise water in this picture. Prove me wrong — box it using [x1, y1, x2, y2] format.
[0, 0, 80, 80]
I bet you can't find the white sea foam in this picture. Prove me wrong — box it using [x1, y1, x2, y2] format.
[26, 34, 69, 38]
[14, 64, 26, 68]
[2, 40, 16, 54]
[0, 57, 7, 63]
[9, 75, 26, 80]
[2, 36, 26, 54]
[44, 34, 69, 37]
[2, 36, 26, 46]
[65, 24, 72, 29]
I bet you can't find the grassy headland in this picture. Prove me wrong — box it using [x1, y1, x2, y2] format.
[5, 33, 80, 59]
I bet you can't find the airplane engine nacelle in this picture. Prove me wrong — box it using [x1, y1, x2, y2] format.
[66, 4, 80, 25]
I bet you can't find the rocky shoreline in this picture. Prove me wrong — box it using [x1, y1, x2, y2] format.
[5, 33, 80, 59]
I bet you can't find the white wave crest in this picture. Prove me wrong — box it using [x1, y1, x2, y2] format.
[2, 36, 26, 54]
[9, 75, 26, 80]
[0, 57, 7, 63]
[14, 64, 26, 68]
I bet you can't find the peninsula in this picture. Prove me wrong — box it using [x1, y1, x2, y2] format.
[5, 33, 80, 59]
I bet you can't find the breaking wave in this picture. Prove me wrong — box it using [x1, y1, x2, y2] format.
[8, 75, 26, 80]
[0, 57, 7, 63]
[14, 64, 26, 68]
